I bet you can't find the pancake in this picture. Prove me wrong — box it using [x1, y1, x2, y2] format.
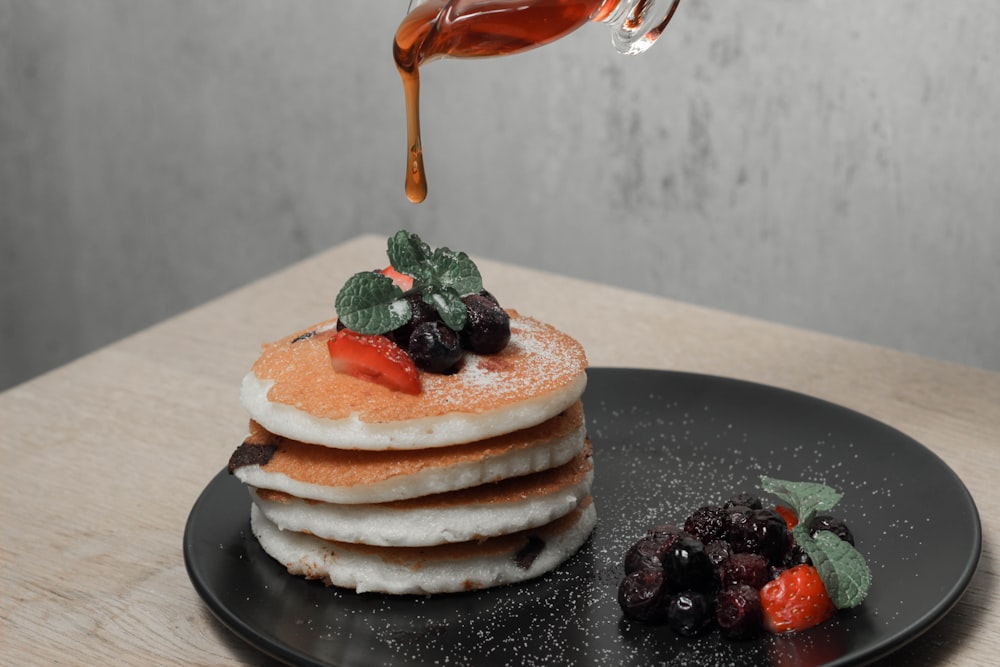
[229, 266, 596, 594]
[240, 314, 588, 450]
[250, 498, 597, 594]
[249, 442, 593, 547]
[230, 402, 586, 504]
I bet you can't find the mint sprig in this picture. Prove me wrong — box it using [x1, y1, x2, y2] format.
[760, 475, 872, 609]
[334, 231, 484, 335]
[760, 476, 842, 528]
[334, 271, 408, 334]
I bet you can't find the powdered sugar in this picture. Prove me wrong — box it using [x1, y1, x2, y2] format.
[245, 314, 588, 449]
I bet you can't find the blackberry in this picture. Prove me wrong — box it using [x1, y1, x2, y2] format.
[723, 504, 752, 529]
[684, 505, 728, 543]
[726, 508, 792, 564]
[408, 321, 462, 373]
[663, 536, 716, 593]
[667, 591, 713, 637]
[703, 539, 732, 567]
[646, 524, 685, 539]
[618, 568, 670, 622]
[717, 552, 770, 590]
[809, 515, 855, 546]
[460, 294, 510, 354]
[716, 585, 763, 640]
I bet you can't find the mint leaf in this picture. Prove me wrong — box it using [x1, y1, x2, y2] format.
[387, 230, 434, 282]
[423, 287, 468, 331]
[431, 247, 482, 296]
[760, 475, 872, 609]
[796, 530, 872, 609]
[334, 230, 486, 335]
[334, 271, 410, 334]
[760, 476, 842, 526]
[386, 231, 483, 297]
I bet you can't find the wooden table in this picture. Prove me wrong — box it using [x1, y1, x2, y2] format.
[2, 234, 997, 665]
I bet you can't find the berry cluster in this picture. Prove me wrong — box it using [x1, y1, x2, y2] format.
[388, 289, 510, 373]
[329, 233, 514, 393]
[337, 276, 510, 376]
[618, 493, 856, 639]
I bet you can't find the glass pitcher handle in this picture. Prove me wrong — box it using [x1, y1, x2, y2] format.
[602, 0, 682, 55]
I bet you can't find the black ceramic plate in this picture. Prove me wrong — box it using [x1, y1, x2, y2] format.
[184, 368, 981, 667]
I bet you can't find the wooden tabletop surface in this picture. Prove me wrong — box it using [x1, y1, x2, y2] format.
[2, 234, 997, 666]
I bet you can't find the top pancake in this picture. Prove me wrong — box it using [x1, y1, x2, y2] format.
[241, 313, 588, 449]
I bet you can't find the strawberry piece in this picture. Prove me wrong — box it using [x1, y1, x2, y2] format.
[327, 329, 421, 395]
[760, 564, 836, 633]
[774, 505, 798, 529]
[381, 265, 414, 291]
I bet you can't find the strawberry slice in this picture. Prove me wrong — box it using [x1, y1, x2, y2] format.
[760, 564, 836, 633]
[327, 329, 421, 394]
[774, 505, 798, 529]
[381, 265, 414, 291]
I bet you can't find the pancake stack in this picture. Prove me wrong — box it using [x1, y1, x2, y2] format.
[227, 312, 594, 594]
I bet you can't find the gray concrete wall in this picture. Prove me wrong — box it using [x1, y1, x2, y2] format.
[2, 0, 998, 390]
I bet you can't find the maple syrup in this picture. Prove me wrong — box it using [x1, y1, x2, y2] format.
[394, 0, 681, 203]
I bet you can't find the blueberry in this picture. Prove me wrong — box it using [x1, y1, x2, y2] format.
[809, 515, 855, 546]
[784, 544, 813, 567]
[663, 536, 716, 593]
[390, 293, 439, 348]
[476, 289, 501, 307]
[726, 508, 792, 564]
[460, 294, 510, 354]
[618, 568, 670, 622]
[624, 533, 684, 575]
[408, 321, 462, 373]
[667, 591, 713, 636]
[724, 493, 763, 510]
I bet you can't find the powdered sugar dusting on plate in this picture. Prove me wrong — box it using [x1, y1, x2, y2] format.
[189, 369, 979, 666]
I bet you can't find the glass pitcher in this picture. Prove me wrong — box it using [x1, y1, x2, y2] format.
[400, 0, 681, 65]
[395, 0, 683, 203]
